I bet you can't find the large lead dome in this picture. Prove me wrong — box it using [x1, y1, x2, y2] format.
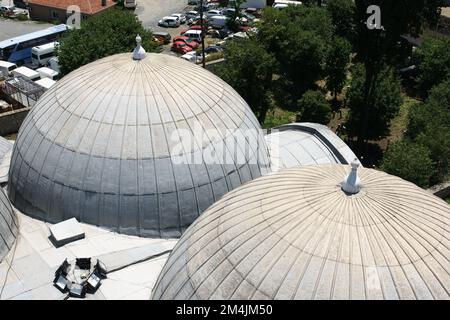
[8, 52, 270, 238]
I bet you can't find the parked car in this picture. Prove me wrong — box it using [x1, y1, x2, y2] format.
[222, 8, 236, 17]
[171, 13, 186, 24]
[124, 0, 137, 9]
[0, 5, 18, 17]
[188, 0, 200, 4]
[209, 15, 228, 29]
[183, 30, 203, 43]
[205, 45, 223, 55]
[158, 16, 180, 27]
[206, 9, 222, 18]
[0, 5, 15, 14]
[181, 51, 203, 64]
[171, 41, 194, 54]
[185, 10, 198, 20]
[218, 27, 233, 39]
[173, 36, 200, 49]
[153, 31, 171, 45]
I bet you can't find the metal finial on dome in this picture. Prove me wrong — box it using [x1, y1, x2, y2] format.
[133, 34, 146, 60]
[341, 158, 362, 194]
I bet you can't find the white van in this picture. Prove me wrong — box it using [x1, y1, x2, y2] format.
[209, 15, 228, 29]
[31, 42, 58, 67]
[35, 77, 56, 90]
[273, 0, 302, 9]
[37, 67, 59, 80]
[48, 57, 61, 74]
[0, 61, 17, 78]
[184, 30, 203, 42]
[124, 0, 137, 9]
[12, 66, 40, 81]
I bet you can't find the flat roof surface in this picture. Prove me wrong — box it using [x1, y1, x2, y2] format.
[0, 211, 177, 300]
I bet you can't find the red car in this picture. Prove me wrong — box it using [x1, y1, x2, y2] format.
[171, 41, 194, 54]
[173, 36, 200, 49]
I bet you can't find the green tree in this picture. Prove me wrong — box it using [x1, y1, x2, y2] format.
[407, 80, 450, 184]
[277, 29, 327, 105]
[347, 64, 403, 141]
[353, 0, 442, 144]
[326, 0, 356, 41]
[416, 37, 450, 98]
[215, 39, 276, 124]
[324, 37, 351, 101]
[381, 141, 435, 188]
[58, 9, 157, 75]
[297, 90, 332, 124]
[256, 6, 332, 109]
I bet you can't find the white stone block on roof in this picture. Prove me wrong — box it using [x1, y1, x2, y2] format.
[49, 218, 85, 247]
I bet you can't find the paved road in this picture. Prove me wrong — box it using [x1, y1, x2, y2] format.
[0, 19, 52, 41]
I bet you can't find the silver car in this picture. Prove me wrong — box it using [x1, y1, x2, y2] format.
[158, 16, 180, 28]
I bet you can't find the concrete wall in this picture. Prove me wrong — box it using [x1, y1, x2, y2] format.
[0, 108, 30, 136]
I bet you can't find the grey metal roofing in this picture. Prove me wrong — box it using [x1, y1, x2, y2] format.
[266, 123, 358, 171]
[0, 187, 18, 262]
[8, 53, 270, 238]
[152, 165, 450, 300]
[0, 137, 12, 160]
[0, 137, 13, 184]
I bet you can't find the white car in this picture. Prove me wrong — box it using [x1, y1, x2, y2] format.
[158, 16, 180, 28]
[206, 10, 222, 19]
[124, 0, 137, 9]
[171, 13, 186, 24]
[0, 5, 15, 14]
[185, 10, 198, 20]
[181, 51, 203, 64]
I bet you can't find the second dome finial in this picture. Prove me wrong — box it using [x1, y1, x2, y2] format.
[133, 34, 146, 61]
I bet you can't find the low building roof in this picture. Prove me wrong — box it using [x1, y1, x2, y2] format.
[28, 0, 116, 15]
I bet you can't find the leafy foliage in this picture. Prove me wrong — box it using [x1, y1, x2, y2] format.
[324, 37, 351, 99]
[381, 140, 435, 188]
[58, 9, 157, 75]
[406, 79, 450, 184]
[416, 37, 450, 98]
[347, 64, 403, 141]
[297, 90, 332, 124]
[326, 0, 356, 41]
[215, 39, 276, 124]
[256, 6, 332, 108]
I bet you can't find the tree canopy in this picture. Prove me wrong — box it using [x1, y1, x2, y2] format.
[406, 79, 450, 184]
[347, 64, 403, 141]
[324, 37, 351, 100]
[297, 90, 332, 124]
[416, 37, 450, 98]
[215, 39, 276, 124]
[381, 141, 435, 188]
[58, 9, 157, 75]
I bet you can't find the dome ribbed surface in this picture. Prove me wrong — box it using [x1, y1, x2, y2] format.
[0, 187, 18, 261]
[8, 53, 270, 238]
[152, 165, 450, 300]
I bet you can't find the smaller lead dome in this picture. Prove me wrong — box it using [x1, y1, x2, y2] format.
[0, 187, 18, 261]
[152, 165, 450, 300]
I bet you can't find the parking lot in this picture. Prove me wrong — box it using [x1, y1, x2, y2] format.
[0, 19, 52, 42]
